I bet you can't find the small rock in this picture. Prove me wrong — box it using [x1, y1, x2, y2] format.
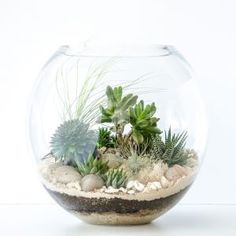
[134, 181, 144, 192]
[153, 161, 168, 180]
[119, 187, 127, 193]
[149, 183, 157, 190]
[152, 181, 162, 190]
[127, 190, 135, 194]
[186, 157, 198, 168]
[161, 176, 169, 188]
[165, 165, 186, 181]
[126, 180, 135, 189]
[105, 186, 120, 193]
[53, 165, 82, 184]
[101, 153, 122, 168]
[81, 174, 104, 192]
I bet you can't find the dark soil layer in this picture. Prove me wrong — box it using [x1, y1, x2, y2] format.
[44, 185, 190, 214]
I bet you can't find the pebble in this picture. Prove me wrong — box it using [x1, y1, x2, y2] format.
[53, 165, 82, 184]
[160, 176, 169, 188]
[127, 190, 135, 194]
[101, 153, 122, 168]
[134, 181, 145, 192]
[153, 162, 168, 179]
[165, 165, 186, 182]
[126, 180, 144, 192]
[80, 174, 104, 192]
[119, 187, 127, 193]
[186, 158, 198, 168]
[126, 181, 135, 189]
[105, 186, 120, 193]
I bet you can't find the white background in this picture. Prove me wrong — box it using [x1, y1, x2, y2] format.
[0, 0, 235, 207]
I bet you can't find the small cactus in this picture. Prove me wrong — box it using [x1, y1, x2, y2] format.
[77, 155, 109, 177]
[105, 169, 128, 188]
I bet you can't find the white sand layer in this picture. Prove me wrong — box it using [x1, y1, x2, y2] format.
[71, 209, 164, 225]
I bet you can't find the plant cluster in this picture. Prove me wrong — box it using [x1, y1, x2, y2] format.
[50, 83, 191, 191]
[100, 86, 161, 144]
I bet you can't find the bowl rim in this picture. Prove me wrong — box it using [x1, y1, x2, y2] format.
[58, 44, 176, 58]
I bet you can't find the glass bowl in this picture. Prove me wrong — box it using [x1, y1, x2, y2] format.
[28, 44, 207, 225]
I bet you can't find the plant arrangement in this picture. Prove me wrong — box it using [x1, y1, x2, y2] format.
[40, 82, 199, 225]
[47, 84, 197, 192]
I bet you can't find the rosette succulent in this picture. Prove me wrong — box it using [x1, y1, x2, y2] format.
[50, 119, 97, 167]
[128, 100, 161, 144]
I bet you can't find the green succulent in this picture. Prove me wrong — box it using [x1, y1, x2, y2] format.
[100, 86, 138, 136]
[97, 127, 117, 148]
[77, 155, 109, 177]
[128, 100, 161, 144]
[50, 119, 97, 167]
[151, 128, 188, 166]
[105, 168, 128, 188]
[126, 153, 153, 174]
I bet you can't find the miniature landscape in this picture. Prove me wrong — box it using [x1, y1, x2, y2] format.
[39, 85, 199, 225]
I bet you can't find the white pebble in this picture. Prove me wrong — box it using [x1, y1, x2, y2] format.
[161, 176, 169, 188]
[126, 181, 135, 189]
[119, 187, 127, 193]
[127, 190, 135, 194]
[105, 186, 120, 193]
[134, 181, 145, 192]
[152, 181, 162, 190]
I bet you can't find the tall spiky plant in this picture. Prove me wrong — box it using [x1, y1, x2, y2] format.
[151, 128, 188, 166]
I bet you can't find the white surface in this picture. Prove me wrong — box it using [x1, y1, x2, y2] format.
[0, 0, 236, 205]
[0, 204, 235, 235]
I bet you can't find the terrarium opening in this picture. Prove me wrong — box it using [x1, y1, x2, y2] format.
[60, 44, 175, 57]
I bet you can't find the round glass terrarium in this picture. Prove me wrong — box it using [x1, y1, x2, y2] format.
[29, 44, 207, 225]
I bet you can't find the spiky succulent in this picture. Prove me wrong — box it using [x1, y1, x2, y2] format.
[151, 128, 188, 166]
[100, 86, 138, 136]
[50, 119, 97, 167]
[105, 168, 128, 188]
[128, 100, 161, 144]
[97, 127, 117, 148]
[77, 155, 109, 177]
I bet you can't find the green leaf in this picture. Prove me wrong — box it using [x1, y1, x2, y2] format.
[132, 129, 144, 144]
